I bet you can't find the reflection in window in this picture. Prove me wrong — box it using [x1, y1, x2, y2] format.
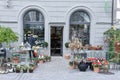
[70, 11, 90, 46]
[23, 10, 44, 45]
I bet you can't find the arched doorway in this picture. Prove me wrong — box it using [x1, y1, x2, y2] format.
[69, 10, 91, 46]
[23, 10, 45, 46]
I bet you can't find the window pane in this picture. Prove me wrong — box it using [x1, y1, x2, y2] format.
[70, 11, 90, 46]
[117, 0, 120, 8]
[116, 11, 120, 20]
[23, 10, 44, 46]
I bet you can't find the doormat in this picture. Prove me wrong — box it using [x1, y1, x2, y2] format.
[98, 71, 115, 75]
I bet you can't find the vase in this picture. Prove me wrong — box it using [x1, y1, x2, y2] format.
[78, 61, 88, 71]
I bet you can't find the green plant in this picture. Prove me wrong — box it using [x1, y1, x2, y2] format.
[12, 53, 20, 58]
[42, 41, 48, 48]
[65, 42, 70, 48]
[15, 65, 21, 73]
[69, 61, 74, 66]
[0, 26, 18, 43]
[29, 66, 34, 73]
[21, 65, 28, 73]
[106, 51, 115, 60]
[45, 56, 51, 62]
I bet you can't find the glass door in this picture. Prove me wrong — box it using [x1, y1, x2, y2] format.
[51, 26, 63, 56]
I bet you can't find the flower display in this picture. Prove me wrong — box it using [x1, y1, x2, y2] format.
[92, 60, 102, 67]
[69, 37, 83, 50]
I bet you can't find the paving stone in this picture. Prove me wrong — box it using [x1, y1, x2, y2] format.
[0, 57, 120, 80]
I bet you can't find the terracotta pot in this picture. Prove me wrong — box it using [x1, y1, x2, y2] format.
[39, 60, 44, 64]
[65, 54, 71, 60]
[69, 66, 74, 70]
[93, 67, 99, 73]
[13, 58, 18, 64]
[74, 64, 78, 69]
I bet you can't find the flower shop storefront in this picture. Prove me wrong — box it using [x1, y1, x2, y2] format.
[20, 6, 99, 57]
[0, 0, 112, 58]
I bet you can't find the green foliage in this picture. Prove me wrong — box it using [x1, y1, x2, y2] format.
[0, 26, 18, 43]
[21, 65, 28, 70]
[69, 61, 74, 66]
[65, 42, 70, 48]
[15, 65, 21, 70]
[106, 51, 115, 60]
[12, 53, 20, 58]
[42, 41, 48, 48]
[115, 29, 120, 41]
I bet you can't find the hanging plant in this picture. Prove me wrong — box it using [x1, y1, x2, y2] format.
[0, 26, 18, 44]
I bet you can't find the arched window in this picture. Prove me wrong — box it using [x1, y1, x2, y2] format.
[23, 10, 44, 44]
[70, 11, 90, 46]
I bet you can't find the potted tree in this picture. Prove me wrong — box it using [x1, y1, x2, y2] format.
[65, 42, 71, 59]
[0, 26, 18, 46]
[69, 61, 74, 70]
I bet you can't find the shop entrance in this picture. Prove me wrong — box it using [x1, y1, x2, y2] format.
[51, 26, 63, 56]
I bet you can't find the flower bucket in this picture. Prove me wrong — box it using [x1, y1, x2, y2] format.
[93, 67, 99, 73]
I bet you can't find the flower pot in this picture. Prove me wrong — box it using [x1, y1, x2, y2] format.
[16, 70, 20, 73]
[13, 58, 18, 64]
[78, 61, 88, 71]
[29, 69, 33, 73]
[39, 60, 44, 64]
[93, 67, 99, 73]
[23, 70, 27, 73]
[65, 54, 71, 60]
[69, 66, 74, 70]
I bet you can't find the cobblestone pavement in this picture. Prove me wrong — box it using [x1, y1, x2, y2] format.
[0, 57, 120, 80]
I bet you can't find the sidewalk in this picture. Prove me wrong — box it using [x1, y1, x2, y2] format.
[0, 57, 120, 80]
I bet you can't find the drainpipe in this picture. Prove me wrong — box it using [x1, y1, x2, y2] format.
[111, 0, 114, 26]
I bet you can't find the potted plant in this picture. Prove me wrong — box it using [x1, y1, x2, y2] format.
[78, 60, 88, 71]
[0, 26, 18, 46]
[15, 65, 21, 73]
[39, 57, 44, 64]
[12, 53, 20, 64]
[92, 60, 101, 73]
[42, 41, 48, 48]
[29, 66, 34, 73]
[65, 42, 70, 48]
[69, 61, 74, 70]
[65, 42, 71, 59]
[47, 56, 51, 62]
[29, 63, 36, 70]
[21, 65, 28, 73]
[12, 53, 19, 64]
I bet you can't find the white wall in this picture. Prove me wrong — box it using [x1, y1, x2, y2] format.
[0, 0, 112, 56]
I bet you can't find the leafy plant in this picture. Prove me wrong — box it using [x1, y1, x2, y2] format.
[15, 65, 21, 73]
[69, 61, 74, 66]
[65, 42, 70, 48]
[42, 41, 48, 48]
[29, 66, 34, 73]
[0, 26, 18, 43]
[21, 65, 28, 73]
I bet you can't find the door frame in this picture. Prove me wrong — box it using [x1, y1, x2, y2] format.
[49, 22, 65, 56]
